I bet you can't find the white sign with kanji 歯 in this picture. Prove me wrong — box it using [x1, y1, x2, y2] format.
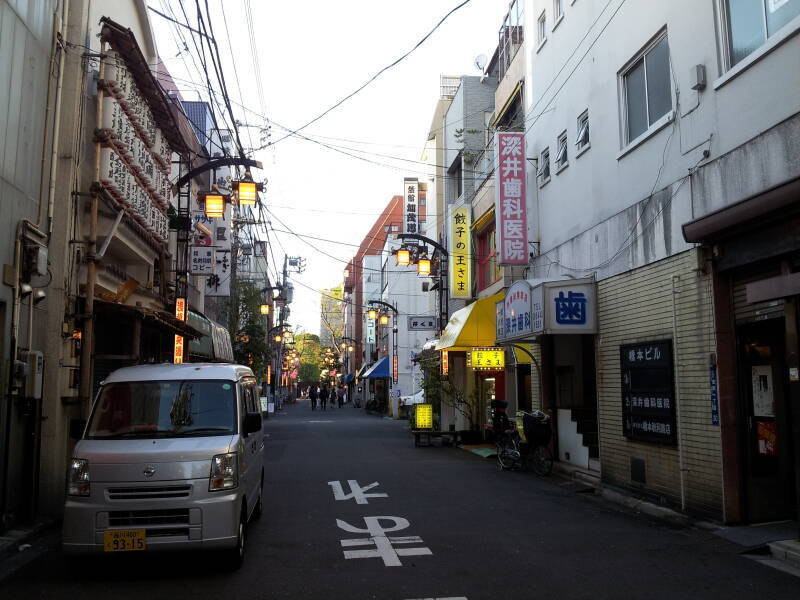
[494, 132, 528, 265]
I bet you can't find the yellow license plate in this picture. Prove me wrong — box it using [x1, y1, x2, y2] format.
[103, 529, 146, 552]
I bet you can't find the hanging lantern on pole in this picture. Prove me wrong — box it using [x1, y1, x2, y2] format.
[203, 192, 225, 218]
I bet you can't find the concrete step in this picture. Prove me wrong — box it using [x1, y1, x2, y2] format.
[769, 539, 800, 569]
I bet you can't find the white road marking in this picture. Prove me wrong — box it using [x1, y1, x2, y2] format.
[306, 420, 334, 423]
[328, 480, 388, 504]
[336, 516, 432, 567]
[404, 597, 468, 600]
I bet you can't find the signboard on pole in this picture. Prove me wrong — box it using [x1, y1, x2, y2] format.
[407, 316, 437, 331]
[448, 204, 472, 299]
[403, 177, 419, 234]
[190, 246, 215, 275]
[494, 132, 528, 265]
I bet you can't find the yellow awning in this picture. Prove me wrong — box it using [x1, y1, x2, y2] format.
[510, 343, 535, 364]
[436, 293, 503, 351]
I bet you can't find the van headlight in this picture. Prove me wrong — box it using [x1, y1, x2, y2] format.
[67, 458, 90, 497]
[209, 452, 238, 491]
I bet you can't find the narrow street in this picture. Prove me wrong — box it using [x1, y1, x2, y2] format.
[3, 401, 798, 600]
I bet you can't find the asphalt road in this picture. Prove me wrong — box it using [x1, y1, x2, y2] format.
[3, 400, 799, 599]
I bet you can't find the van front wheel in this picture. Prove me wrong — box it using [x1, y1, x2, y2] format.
[223, 506, 246, 570]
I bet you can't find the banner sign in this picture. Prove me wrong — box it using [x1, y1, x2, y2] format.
[393, 355, 398, 384]
[621, 340, 677, 445]
[366, 320, 376, 344]
[403, 177, 419, 234]
[494, 132, 528, 265]
[407, 316, 437, 331]
[206, 249, 231, 297]
[448, 205, 472, 299]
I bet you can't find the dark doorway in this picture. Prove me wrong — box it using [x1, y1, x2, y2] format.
[737, 318, 796, 522]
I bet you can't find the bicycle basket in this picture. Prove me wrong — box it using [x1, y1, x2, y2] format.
[522, 413, 551, 446]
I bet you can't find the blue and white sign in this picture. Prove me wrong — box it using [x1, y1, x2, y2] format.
[497, 278, 597, 340]
[544, 280, 597, 333]
[502, 280, 534, 340]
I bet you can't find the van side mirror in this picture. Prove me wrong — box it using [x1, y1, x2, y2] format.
[243, 412, 261, 435]
[69, 418, 86, 440]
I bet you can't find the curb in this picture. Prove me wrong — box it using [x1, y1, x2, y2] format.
[596, 487, 692, 527]
[0, 520, 58, 561]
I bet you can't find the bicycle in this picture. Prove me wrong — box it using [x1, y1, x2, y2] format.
[496, 410, 554, 476]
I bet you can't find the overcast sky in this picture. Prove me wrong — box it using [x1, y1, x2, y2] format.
[150, 0, 509, 335]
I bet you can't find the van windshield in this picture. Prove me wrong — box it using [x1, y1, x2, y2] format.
[86, 380, 236, 439]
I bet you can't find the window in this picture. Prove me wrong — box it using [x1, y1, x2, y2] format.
[539, 147, 551, 184]
[391, 225, 399, 232]
[555, 131, 568, 171]
[86, 380, 237, 439]
[724, 0, 800, 67]
[477, 224, 501, 289]
[621, 33, 672, 144]
[448, 160, 463, 200]
[537, 11, 547, 46]
[554, 0, 565, 23]
[498, 0, 524, 78]
[576, 110, 590, 152]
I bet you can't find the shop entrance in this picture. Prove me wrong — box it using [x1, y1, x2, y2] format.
[552, 335, 598, 468]
[736, 318, 796, 522]
[478, 372, 504, 437]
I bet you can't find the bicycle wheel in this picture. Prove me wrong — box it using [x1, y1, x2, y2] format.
[496, 439, 514, 470]
[531, 444, 554, 476]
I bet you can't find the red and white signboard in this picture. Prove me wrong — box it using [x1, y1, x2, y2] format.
[494, 132, 528, 265]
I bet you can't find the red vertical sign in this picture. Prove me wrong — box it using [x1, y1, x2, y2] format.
[494, 132, 528, 265]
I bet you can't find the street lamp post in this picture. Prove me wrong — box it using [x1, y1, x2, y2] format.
[395, 234, 449, 334]
[368, 300, 399, 386]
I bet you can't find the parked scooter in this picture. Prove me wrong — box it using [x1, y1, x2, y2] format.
[495, 408, 554, 476]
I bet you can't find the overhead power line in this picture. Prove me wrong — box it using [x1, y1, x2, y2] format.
[256, 0, 473, 151]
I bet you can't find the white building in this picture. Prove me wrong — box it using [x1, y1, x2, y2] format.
[521, 0, 800, 522]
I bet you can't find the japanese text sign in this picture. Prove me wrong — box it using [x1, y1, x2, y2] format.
[407, 316, 437, 330]
[403, 177, 419, 234]
[189, 247, 215, 275]
[502, 280, 533, 340]
[621, 340, 677, 445]
[175, 298, 186, 322]
[467, 347, 505, 370]
[448, 205, 472, 299]
[415, 404, 433, 429]
[205, 249, 230, 297]
[494, 132, 528, 265]
[173, 334, 184, 364]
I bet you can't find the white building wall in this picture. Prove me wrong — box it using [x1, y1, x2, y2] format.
[524, 0, 800, 280]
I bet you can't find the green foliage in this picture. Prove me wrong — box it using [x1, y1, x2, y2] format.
[232, 281, 267, 377]
[295, 333, 324, 383]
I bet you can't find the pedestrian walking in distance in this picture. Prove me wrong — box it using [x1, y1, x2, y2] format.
[320, 384, 329, 411]
[337, 384, 345, 409]
[309, 385, 318, 411]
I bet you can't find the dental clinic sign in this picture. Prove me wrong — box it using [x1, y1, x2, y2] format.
[497, 278, 597, 340]
[501, 280, 535, 340]
[494, 132, 528, 265]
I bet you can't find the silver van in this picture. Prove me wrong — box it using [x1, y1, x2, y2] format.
[62, 363, 264, 568]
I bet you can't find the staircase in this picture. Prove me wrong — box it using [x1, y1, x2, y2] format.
[571, 408, 599, 460]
